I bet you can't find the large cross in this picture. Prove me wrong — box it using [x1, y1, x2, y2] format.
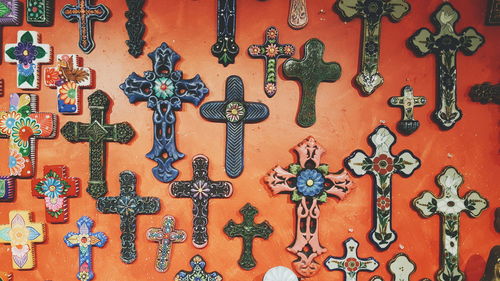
[389, 85, 426, 135]
[265, 137, 353, 278]
[175, 255, 223, 281]
[96, 170, 160, 264]
[61, 0, 110, 54]
[169, 154, 233, 249]
[413, 166, 488, 281]
[61, 90, 134, 199]
[283, 38, 341, 128]
[408, 3, 484, 130]
[211, 0, 239, 66]
[146, 215, 186, 272]
[0, 93, 57, 178]
[120, 42, 208, 183]
[289, 0, 308, 29]
[200, 75, 269, 178]
[26, 0, 53, 26]
[0, 176, 14, 202]
[124, 0, 145, 57]
[64, 216, 107, 281]
[335, 0, 410, 95]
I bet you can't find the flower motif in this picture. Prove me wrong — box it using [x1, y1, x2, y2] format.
[117, 197, 137, 216]
[45, 68, 61, 85]
[8, 149, 25, 176]
[265, 44, 279, 57]
[283, 45, 295, 56]
[265, 83, 277, 96]
[225, 102, 246, 123]
[45, 197, 64, 212]
[441, 72, 455, 91]
[373, 154, 394, 175]
[249, 45, 261, 56]
[434, 35, 460, 51]
[363, 0, 384, 23]
[191, 180, 210, 200]
[11, 244, 29, 257]
[77, 234, 91, 248]
[377, 196, 390, 210]
[40, 177, 64, 198]
[267, 28, 278, 39]
[17, 63, 35, 77]
[27, 0, 44, 19]
[365, 41, 378, 56]
[153, 77, 175, 99]
[0, 111, 21, 134]
[13, 42, 37, 65]
[9, 217, 29, 246]
[11, 117, 42, 148]
[296, 169, 325, 197]
[78, 271, 90, 281]
[345, 257, 360, 272]
[437, 197, 465, 214]
[59, 81, 78, 105]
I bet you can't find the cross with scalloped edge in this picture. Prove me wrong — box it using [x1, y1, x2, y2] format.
[174, 255, 222, 281]
[389, 85, 426, 135]
[146, 215, 186, 272]
[0, 176, 15, 202]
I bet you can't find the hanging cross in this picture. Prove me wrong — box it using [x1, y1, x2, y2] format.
[289, 0, 308, 29]
[389, 85, 426, 135]
[64, 216, 107, 281]
[120, 42, 208, 183]
[283, 38, 341, 128]
[26, 0, 53, 26]
[211, 0, 239, 66]
[408, 3, 484, 130]
[248, 26, 295, 97]
[169, 154, 233, 249]
[413, 166, 488, 281]
[31, 165, 80, 224]
[124, 0, 145, 57]
[265, 137, 353, 278]
[61, 0, 110, 54]
[61, 90, 134, 199]
[97, 170, 160, 264]
[0, 0, 21, 62]
[345, 125, 420, 250]
[0, 210, 45, 269]
[146, 215, 186, 272]
[334, 0, 410, 95]
[0, 176, 14, 202]
[175, 255, 223, 281]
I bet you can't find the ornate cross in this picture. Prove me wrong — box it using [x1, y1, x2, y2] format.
[124, 0, 145, 57]
[200, 75, 269, 178]
[211, 0, 238, 66]
[175, 255, 222, 281]
[96, 170, 160, 264]
[335, 0, 410, 95]
[265, 137, 353, 277]
[283, 38, 341, 128]
[408, 3, 484, 130]
[64, 216, 107, 281]
[61, 90, 134, 199]
[289, 0, 308, 29]
[389, 85, 426, 135]
[26, 0, 53, 26]
[0, 176, 15, 202]
[169, 155, 233, 249]
[0, 93, 57, 178]
[469, 82, 499, 105]
[413, 166, 488, 281]
[61, 0, 110, 54]
[146, 215, 186, 272]
[120, 42, 208, 183]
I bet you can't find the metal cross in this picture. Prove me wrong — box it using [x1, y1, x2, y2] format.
[26, 0, 53, 26]
[146, 215, 186, 272]
[0, 176, 14, 202]
[124, 0, 145, 57]
[211, 0, 239, 66]
[289, 0, 308, 29]
[389, 85, 426, 135]
[175, 255, 222, 281]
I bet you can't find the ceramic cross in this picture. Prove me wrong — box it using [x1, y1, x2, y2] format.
[265, 137, 353, 277]
[0, 272, 11, 281]
[264, 266, 299, 281]
[369, 253, 421, 281]
[61, 90, 135, 199]
[97, 170, 160, 264]
[200, 75, 269, 178]
[470, 83, 499, 105]
[120, 42, 208, 183]
[283, 38, 341, 128]
[289, 0, 308, 29]
[0, 210, 45, 269]
[389, 85, 426, 135]
[0, 176, 15, 202]
[146, 215, 186, 272]
[0, 0, 21, 58]
[61, 0, 110, 54]
[334, 0, 410, 95]
[124, 0, 145, 57]
[211, 0, 238, 66]
[248, 26, 295, 97]
[408, 3, 484, 130]
[64, 216, 107, 281]
[481, 246, 500, 281]
[175, 255, 222, 281]
[413, 166, 488, 281]
[0, 93, 57, 178]
[169, 154, 233, 249]
[4, 30, 51, 89]
[26, 0, 53, 26]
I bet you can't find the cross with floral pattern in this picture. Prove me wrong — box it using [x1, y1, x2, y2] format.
[146, 215, 186, 272]
[174, 255, 222, 281]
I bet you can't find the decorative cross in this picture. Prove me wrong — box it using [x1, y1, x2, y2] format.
[469, 83, 499, 105]
[0, 176, 14, 202]
[97, 170, 160, 264]
[64, 216, 107, 281]
[120, 42, 208, 183]
[169, 154, 233, 249]
[124, 0, 145, 57]
[413, 166, 488, 281]
[408, 3, 484, 130]
[0, 210, 45, 269]
[248, 26, 295, 97]
[389, 85, 426, 135]
[200, 75, 269, 178]
[211, 0, 239, 66]
[324, 238, 379, 281]
[0, 272, 11, 281]
[4, 30, 51, 89]
[0, 0, 21, 61]
[334, 0, 410, 95]
[265, 137, 353, 278]
[174, 255, 222, 281]
[288, 0, 308, 29]
[61, 90, 134, 199]
[369, 253, 421, 281]
[146, 215, 186, 272]
[26, 0, 53, 26]
[61, 0, 110, 54]
[32, 165, 80, 224]
[283, 38, 341, 128]
[0, 93, 57, 178]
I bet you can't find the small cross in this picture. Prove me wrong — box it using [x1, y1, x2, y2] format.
[0, 272, 12, 281]
[248, 26, 295, 97]
[97, 170, 160, 264]
[324, 238, 379, 281]
[211, 0, 239, 66]
[4, 30, 51, 89]
[469, 82, 500, 105]
[0, 210, 45, 269]
[0, 176, 15, 202]
[200, 75, 269, 178]
[0, 0, 21, 61]
[413, 166, 488, 281]
[408, 3, 484, 130]
[283, 38, 341, 128]
[64, 216, 107, 281]
[146, 215, 186, 272]
[26, 0, 53, 26]
[169, 155, 233, 249]
[61, 0, 110, 54]
[61, 90, 135, 199]
[124, 0, 145, 57]
[389, 85, 426, 135]
[289, 0, 308, 29]
[335, 0, 410, 95]
[369, 253, 422, 281]
[0, 93, 57, 178]
[120, 42, 208, 183]
[174, 255, 222, 281]
[44, 54, 94, 114]
[32, 165, 80, 224]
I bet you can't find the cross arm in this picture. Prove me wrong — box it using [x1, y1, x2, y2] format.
[344, 150, 371, 176]
[407, 28, 434, 56]
[244, 103, 269, 123]
[172, 73, 209, 106]
[90, 231, 108, 247]
[265, 166, 297, 194]
[463, 191, 488, 217]
[459, 27, 484, 55]
[385, 0, 411, 22]
[60, 5, 79, 21]
[63, 232, 81, 247]
[96, 197, 119, 213]
[324, 169, 354, 200]
[136, 197, 160, 215]
[200, 101, 226, 122]
[412, 191, 438, 218]
[209, 182, 233, 198]
[169, 181, 193, 198]
[395, 150, 420, 177]
[255, 221, 273, 239]
[61, 121, 89, 142]
[104, 122, 135, 143]
[334, 0, 361, 21]
[223, 220, 242, 238]
[119, 72, 153, 104]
